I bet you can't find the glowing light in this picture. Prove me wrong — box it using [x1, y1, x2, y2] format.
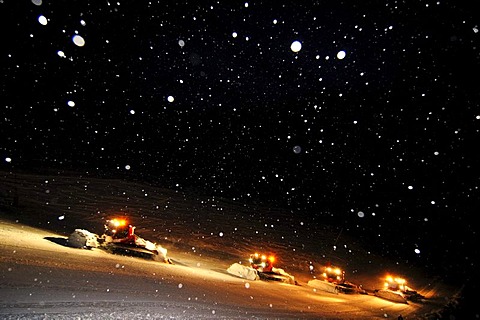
[111, 218, 127, 227]
[38, 15, 47, 25]
[72, 35, 85, 47]
[167, 95, 174, 102]
[337, 50, 346, 59]
[290, 40, 302, 53]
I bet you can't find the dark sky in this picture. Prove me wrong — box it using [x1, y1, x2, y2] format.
[1, 1, 479, 280]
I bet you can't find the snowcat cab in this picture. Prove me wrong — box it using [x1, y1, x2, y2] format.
[104, 218, 135, 242]
[322, 264, 345, 284]
[374, 275, 425, 303]
[384, 275, 408, 292]
[100, 217, 173, 264]
[307, 263, 366, 294]
[226, 252, 296, 285]
[249, 253, 275, 273]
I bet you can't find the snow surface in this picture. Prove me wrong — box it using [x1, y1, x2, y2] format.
[0, 171, 466, 319]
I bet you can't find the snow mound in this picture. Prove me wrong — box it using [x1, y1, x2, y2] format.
[307, 279, 339, 294]
[374, 289, 408, 304]
[67, 229, 99, 249]
[227, 263, 260, 281]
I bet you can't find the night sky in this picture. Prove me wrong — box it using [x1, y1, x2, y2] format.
[1, 1, 479, 281]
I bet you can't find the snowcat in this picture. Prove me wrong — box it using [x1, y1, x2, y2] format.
[374, 275, 425, 303]
[67, 217, 172, 264]
[307, 263, 366, 294]
[227, 252, 297, 285]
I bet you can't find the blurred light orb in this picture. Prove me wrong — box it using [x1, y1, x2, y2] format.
[291, 40, 302, 53]
[57, 51, 66, 58]
[167, 95, 174, 102]
[31, 0, 42, 5]
[337, 50, 346, 59]
[67, 100, 75, 107]
[293, 145, 302, 154]
[414, 248, 421, 254]
[357, 211, 365, 218]
[232, 32, 238, 38]
[72, 35, 85, 47]
[125, 165, 131, 170]
[5, 157, 12, 163]
[38, 15, 47, 25]
[178, 39, 185, 47]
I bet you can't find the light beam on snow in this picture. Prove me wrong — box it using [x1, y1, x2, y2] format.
[38, 15, 47, 25]
[291, 41, 302, 53]
[72, 35, 85, 47]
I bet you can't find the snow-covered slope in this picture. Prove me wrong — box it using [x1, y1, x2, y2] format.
[0, 170, 467, 319]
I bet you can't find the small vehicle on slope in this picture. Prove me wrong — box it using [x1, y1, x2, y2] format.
[67, 217, 172, 264]
[227, 252, 297, 285]
[307, 263, 366, 294]
[374, 275, 425, 303]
